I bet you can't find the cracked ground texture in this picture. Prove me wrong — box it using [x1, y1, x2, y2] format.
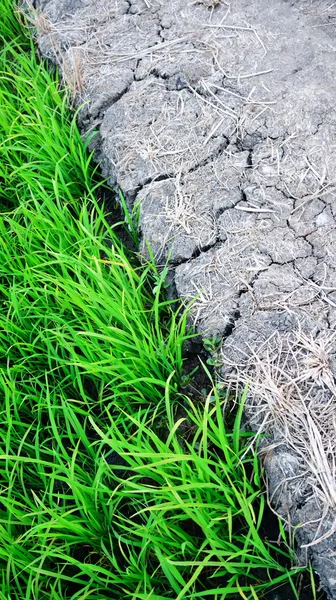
[31, 0, 336, 596]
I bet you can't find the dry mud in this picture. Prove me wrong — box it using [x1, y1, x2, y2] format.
[32, 0, 336, 596]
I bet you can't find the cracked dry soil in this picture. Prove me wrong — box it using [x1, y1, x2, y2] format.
[32, 0, 336, 596]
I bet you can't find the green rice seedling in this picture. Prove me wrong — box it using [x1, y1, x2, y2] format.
[0, 188, 189, 404]
[88, 379, 304, 599]
[0, 0, 26, 41]
[0, 8, 191, 403]
[0, 39, 99, 210]
[0, 371, 303, 599]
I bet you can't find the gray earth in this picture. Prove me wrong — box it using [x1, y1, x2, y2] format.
[30, 0, 336, 596]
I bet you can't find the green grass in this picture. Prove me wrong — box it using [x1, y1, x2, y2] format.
[0, 2, 189, 405]
[0, 190, 189, 405]
[0, 2, 311, 598]
[0, 377, 302, 599]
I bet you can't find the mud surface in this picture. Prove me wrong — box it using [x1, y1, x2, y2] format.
[32, 0, 336, 596]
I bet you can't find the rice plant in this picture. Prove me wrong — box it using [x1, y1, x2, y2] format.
[0, 188, 189, 405]
[0, 6, 190, 403]
[0, 372, 304, 599]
